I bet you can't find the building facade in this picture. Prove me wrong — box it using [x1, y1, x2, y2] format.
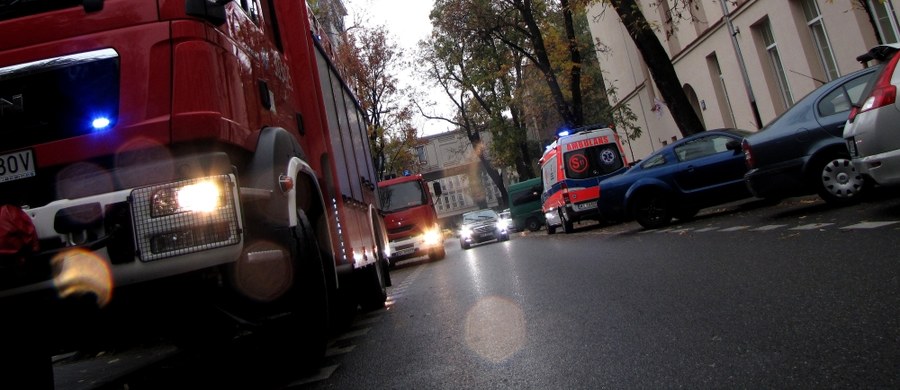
[414, 131, 506, 228]
[587, 0, 899, 161]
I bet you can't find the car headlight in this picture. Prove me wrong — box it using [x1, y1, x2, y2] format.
[497, 218, 510, 230]
[460, 226, 473, 238]
[423, 227, 443, 246]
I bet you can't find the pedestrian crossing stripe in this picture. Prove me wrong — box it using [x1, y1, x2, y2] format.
[750, 225, 788, 231]
[841, 221, 900, 229]
[719, 226, 751, 232]
[790, 223, 834, 230]
[648, 220, 900, 233]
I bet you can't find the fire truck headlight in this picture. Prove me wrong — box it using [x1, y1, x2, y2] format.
[151, 180, 222, 217]
[423, 227, 442, 246]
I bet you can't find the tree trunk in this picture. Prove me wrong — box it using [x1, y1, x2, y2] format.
[609, 0, 705, 136]
[562, 0, 584, 126]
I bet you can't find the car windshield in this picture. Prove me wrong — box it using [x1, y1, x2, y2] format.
[462, 210, 497, 223]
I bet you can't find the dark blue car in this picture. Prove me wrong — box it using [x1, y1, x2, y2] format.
[597, 129, 753, 229]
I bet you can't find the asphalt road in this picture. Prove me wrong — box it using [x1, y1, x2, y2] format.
[56, 191, 900, 388]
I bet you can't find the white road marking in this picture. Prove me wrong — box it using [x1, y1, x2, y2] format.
[790, 223, 834, 230]
[718, 226, 751, 232]
[325, 345, 356, 357]
[750, 225, 788, 231]
[333, 327, 370, 341]
[287, 364, 340, 386]
[694, 227, 720, 232]
[841, 221, 900, 229]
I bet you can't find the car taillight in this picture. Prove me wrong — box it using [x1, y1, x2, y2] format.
[855, 51, 900, 119]
[741, 139, 755, 169]
[561, 182, 570, 205]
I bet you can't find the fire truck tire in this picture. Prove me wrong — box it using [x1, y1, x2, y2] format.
[274, 209, 329, 366]
[547, 224, 556, 235]
[429, 246, 446, 260]
[358, 256, 387, 312]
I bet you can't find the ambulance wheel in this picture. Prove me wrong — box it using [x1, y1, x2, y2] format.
[560, 210, 574, 234]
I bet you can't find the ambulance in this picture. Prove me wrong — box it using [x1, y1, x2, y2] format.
[540, 125, 628, 234]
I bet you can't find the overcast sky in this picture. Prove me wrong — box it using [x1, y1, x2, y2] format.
[344, 0, 453, 136]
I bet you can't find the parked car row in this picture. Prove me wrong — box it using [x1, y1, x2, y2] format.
[565, 44, 900, 231]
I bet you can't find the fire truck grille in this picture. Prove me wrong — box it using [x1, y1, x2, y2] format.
[388, 225, 415, 235]
[0, 48, 120, 153]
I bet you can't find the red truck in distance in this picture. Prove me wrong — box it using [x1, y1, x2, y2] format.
[0, 0, 390, 384]
[378, 174, 446, 265]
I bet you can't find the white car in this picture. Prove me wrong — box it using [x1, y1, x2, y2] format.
[844, 44, 900, 186]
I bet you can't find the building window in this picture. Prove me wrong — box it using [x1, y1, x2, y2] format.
[870, 0, 900, 44]
[706, 53, 736, 128]
[760, 19, 794, 108]
[800, 0, 839, 81]
[415, 145, 426, 165]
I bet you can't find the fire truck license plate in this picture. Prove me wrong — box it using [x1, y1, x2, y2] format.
[394, 247, 414, 256]
[0, 149, 36, 183]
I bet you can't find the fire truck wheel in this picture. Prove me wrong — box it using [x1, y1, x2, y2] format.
[358, 255, 387, 312]
[429, 245, 446, 260]
[277, 209, 329, 366]
[547, 224, 556, 235]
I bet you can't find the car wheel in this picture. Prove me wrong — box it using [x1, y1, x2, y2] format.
[460, 240, 470, 250]
[633, 193, 672, 229]
[525, 218, 541, 232]
[560, 209, 574, 234]
[814, 155, 865, 204]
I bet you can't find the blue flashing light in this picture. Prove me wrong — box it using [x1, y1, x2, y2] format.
[557, 130, 570, 137]
[91, 116, 112, 130]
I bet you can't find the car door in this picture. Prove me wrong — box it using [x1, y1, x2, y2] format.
[672, 134, 747, 202]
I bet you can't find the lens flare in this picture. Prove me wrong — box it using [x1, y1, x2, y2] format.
[51, 249, 113, 307]
[464, 296, 526, 363]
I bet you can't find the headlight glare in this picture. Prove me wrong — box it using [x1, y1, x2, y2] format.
[151, 180, 222, 217]
[423, 228, 442, 246]
[460, 227, 473, 238]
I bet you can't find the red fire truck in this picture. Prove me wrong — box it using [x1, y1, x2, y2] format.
[378, 174, 445, 265]
[0, 0, 389, 383]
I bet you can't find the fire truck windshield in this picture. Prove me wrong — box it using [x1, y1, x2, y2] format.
[0, 0, 81, 22]
[379, 180, 426, 212]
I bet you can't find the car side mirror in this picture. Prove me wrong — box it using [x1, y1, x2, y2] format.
[432, 182, 443, 197]
[726, 140, 741, 152]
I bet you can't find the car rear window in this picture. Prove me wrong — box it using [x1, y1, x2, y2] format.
[563, 144, 624, 179]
